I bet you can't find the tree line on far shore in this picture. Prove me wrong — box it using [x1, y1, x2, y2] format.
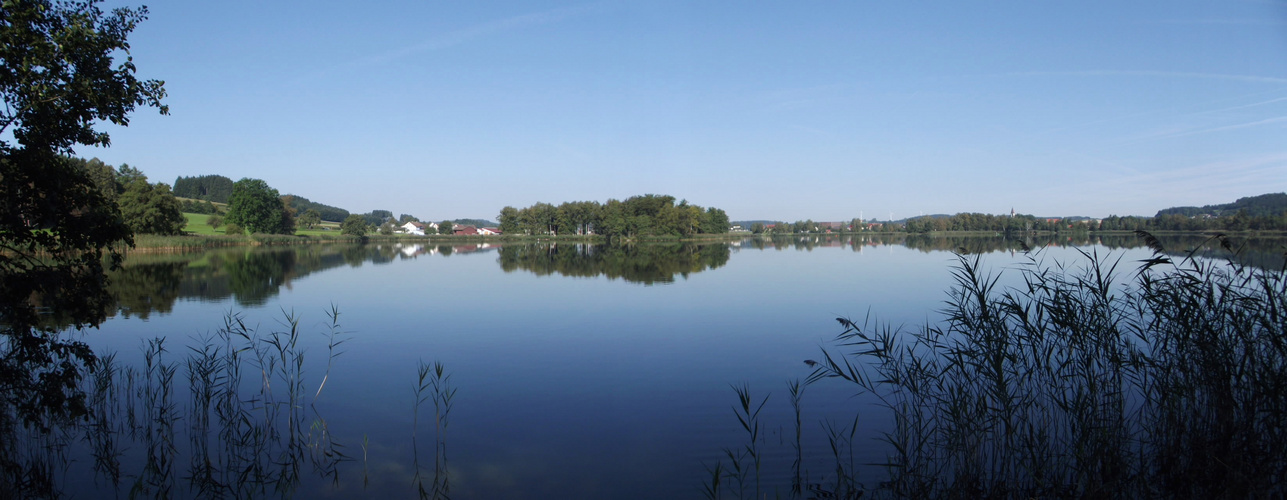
[175, 174, 350, 222]
[751, 201, 1287, 235]
[497, 195, 731, 238]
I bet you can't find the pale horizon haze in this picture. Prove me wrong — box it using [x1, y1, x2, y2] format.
[86, 1, 1287, 222]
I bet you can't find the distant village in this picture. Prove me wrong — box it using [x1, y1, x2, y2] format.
[398, 221, 501, 236]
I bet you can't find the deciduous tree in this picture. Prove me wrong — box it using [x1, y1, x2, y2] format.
[118, 179, 186, 235]
[298, 209, 322, 229]
[226, 178, 283, 234]
[341, 214, 366, 236]
[0, 0, 167, 425]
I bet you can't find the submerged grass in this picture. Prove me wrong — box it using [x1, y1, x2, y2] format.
[786, 232, 1286, 499]
[2, 308, 363, 498]
[412, 360, 455, 500]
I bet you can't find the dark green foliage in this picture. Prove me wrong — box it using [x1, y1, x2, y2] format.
[340, 214, 366, 236]
[501, 195, 730, 238]
[115, 164, 145, 186]
[1156, 192, 1287, 219]
[179, 198, 217, 214]
[807, 238, 1287, 498]
[69, 156, 124, 203]
[225, 178, 292, 234]
[361, 210, 393, 226]
[498, 206, 520, 234]
[497, 241, 731, 284]
[899, 212, 1071, 233]
[452, 218, 497, 228]
[118, 179, 186, 235]
[701, 207, 731, 234]
[0, 0, 166, 427]
[206, 215, 223, 230]
[285, 194, 348, 222]
[172, 174, 234, 202]
[297, 209, 321, 229]
[277, 195, 296, 235]
[437, 220, 454, 235]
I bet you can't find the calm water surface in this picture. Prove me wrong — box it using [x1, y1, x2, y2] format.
[55, 234, 1279, 498]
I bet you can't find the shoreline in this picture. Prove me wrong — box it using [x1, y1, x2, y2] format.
[128, 228, 1287, 252]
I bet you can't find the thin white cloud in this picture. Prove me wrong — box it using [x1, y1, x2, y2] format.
[363, 4, 610, 66]
[1118, 154, 1286, 190]
[1008, 70, 1287, 85]
[1036, 153, 1287, 215]
[1006, 90, 1287, 143]
[1197, 96, 1287, 115]
[1149, 18, 1287, 26]
[1134, 115, 1287, 141]
[290, 3, 610, 84]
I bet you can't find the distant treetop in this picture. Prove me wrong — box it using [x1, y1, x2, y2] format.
[1155, 193, 1287, 219]
[173, 174, 234, 202]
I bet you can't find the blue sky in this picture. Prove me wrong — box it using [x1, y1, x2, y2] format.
[88, 1, 1287, 221]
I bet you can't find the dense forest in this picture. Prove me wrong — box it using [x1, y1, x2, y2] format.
[497, 195, 730, 238]
[284, 195, 349, 222]
[172, 174, 234, 202]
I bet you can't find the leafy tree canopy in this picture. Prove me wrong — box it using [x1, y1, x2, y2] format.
[362, 209, 393, 226]
[298, 209, 322, 229]
[499, 195, 730, 238]
[118, 179, 186, 235]
[340, 214, 366, 236]
[226, 178, 286, 234]
[172, 174, 234, 202]
[0, 0, 167, 425]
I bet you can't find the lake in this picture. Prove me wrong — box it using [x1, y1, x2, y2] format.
[19, 233, 1284, 499]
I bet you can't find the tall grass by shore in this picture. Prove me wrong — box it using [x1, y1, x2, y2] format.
[0, 308, 457, 499]
[2, 309, 353, 498]
[766, 232, 1286, 499]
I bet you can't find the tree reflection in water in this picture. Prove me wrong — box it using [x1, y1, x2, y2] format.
[497, 242, 731, 285]
[3, 235, 1281, 496]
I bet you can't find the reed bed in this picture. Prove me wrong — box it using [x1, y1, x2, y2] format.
[2, 306, 461, 499]
[783, 233, 1286, 499]
[2, 308, 356, 498]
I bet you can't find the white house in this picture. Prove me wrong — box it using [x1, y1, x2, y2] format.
[401, 221, 427, 235]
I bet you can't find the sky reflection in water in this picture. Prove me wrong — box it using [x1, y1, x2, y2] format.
[78, 235, 1262, 498]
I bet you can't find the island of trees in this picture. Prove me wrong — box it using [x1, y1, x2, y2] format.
[498, 195, 730, 238]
